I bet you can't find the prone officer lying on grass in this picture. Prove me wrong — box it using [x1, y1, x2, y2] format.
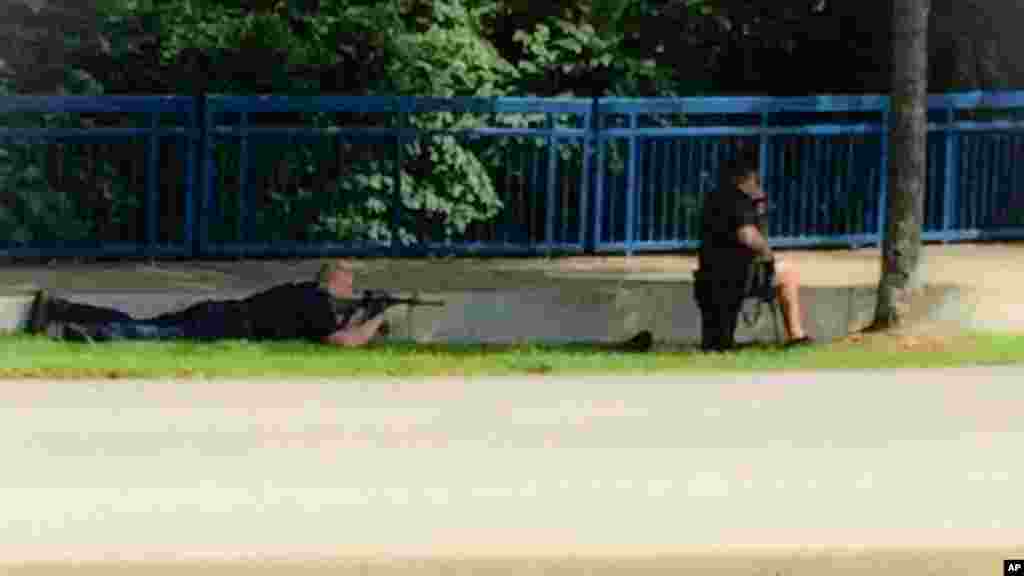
[27, 261, 438, 346]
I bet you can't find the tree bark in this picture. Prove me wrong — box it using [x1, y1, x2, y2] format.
[873, 0, 931, 330]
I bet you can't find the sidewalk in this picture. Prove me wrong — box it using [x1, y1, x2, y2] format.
[2, 243, 1022, 340]
[2, 243, 1017, 290]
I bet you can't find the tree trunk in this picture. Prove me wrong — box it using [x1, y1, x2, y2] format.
[872, 0, 931, 330]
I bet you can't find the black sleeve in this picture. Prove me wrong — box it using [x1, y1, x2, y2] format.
[731, 192, 760, 229]
[304, 291, 343, 342]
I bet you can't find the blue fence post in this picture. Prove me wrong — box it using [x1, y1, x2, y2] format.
[200, 98, 216, 256]
[392, 97, 407, 257]
[1010, 133, 1020, 231]
[145, 111, 160, 254]
[758, 112, 770, 243]
[593, 101, 607, 251]
[626, 112, 639, 256]
[15, 92, 1024, 260]
[191, 95, 206, 257]
[979, 131, 992, 233]
[580, 98, 596, 253]
[238, 111, 249, 245]
[876, 98, 890, 245]
[182, 98, 196, 256]
[545, 112, 558, 255]
[942, 106, 959, 238]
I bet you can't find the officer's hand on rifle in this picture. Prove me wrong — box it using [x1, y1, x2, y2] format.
[360, 289, 394, 319]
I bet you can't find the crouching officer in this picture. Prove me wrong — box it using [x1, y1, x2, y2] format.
[694, 151, 811, 351]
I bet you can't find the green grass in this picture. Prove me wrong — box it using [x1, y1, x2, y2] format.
[2, 332, 1024, 379]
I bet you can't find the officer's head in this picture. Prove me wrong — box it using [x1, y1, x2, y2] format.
[318, 260, 355, 297]
[721, 150, 762, 197]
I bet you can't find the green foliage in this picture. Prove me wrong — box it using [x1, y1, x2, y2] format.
[338, 0, 512, 243]
[402, 131, 503, 240]
[0, 146, 94, 245]
[53, 0, 733, 248]
[253, 135, 503, 245]
[0, 78, 102, 245]
[511, 16, 659, 96]
[312, 164, 418, 245]
[96, 0, 517, 244]
[387, 0, 517, 97]
[502, 0, 714, 97]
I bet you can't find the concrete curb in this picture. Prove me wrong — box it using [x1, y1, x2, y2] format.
[0, 289, 36, 335]
[0, 283, 973, 345]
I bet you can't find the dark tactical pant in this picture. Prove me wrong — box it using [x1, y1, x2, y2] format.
[47, 298, 252, 342]
[693, 259, 776, 352]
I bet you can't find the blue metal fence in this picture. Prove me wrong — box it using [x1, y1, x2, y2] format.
[2, 92, 1023, 258]
[0, 95, 197, 258]
[200, 95, 594, 257]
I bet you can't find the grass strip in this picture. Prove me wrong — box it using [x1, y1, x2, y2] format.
[2, 331, 1022, 380]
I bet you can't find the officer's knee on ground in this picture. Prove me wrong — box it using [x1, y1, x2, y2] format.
[693, 267, 747, 352]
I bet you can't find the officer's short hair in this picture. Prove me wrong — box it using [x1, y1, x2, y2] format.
[317, 260, 353, 289]
[721, 148, 760, 186]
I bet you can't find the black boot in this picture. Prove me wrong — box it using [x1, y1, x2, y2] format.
[620, 330, 654, 352]
[27, 289, 50, 335]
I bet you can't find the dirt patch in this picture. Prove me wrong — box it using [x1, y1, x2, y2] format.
[840, 330, 962, 353]
[0, 368, 141, 380]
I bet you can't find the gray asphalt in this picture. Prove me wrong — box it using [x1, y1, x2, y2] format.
[2, 367, 1023, 563]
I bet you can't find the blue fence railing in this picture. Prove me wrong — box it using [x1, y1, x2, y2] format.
[2, 92, 1024, 258]
[0, 95, 197, 258]
[200, 95, 595, 257]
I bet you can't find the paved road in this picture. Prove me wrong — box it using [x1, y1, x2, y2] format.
[2, 368, 1023, 571]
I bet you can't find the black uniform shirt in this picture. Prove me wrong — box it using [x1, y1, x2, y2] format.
[698, 187, 769, 274]
[243, 281, 340, 342]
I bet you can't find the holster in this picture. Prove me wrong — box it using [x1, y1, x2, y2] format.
[744, 258, 776, 302]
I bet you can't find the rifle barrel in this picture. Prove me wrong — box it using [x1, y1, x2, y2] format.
[333, 296, 445, 306]
[393, 298, 445, 306]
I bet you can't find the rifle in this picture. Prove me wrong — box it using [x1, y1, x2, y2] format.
[330, 290, 445, 325]
[362, 290, 444, 306]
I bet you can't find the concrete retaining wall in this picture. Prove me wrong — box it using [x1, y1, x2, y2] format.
[0, 291, 33, 334]
[0, 282, 969, 345]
